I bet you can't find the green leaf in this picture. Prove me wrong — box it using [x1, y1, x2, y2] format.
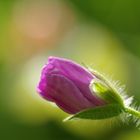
[64, 104, 123, 121]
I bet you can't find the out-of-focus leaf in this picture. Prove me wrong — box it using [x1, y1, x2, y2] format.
[69, 0, 140, 34]
[68, 0, 140, 57]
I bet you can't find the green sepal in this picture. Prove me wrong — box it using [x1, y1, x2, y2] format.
[64, 104, 123, 121]
[90, 79, 123, 105]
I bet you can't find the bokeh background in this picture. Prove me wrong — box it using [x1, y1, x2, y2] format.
[0, 0, 140, 140]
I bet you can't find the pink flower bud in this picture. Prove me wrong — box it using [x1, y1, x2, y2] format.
[37, 57, 106, 114]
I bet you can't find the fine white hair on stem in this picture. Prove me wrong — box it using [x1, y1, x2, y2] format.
[120, 101, 140, 129]
[81, 64, 140, 128]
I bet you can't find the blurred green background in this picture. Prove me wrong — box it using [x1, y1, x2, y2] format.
[0, 0, 140, 140]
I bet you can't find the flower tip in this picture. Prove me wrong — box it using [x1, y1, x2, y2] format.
[48, 56, 60, 62]
[36, 86, 41, 93]
[48, 56, 70, 64]
[36, 83, 43, 95]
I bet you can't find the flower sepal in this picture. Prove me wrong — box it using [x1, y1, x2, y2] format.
[90, 79, 124, 106]
[64, 104, 123, 121]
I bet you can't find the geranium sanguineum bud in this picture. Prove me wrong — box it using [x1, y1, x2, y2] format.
[37, 56, 140, 121]
[37, 56, 107, 114]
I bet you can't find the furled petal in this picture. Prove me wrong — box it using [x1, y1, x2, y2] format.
[45, 56, 104, 105]
[37, 64, 53, 101]
[40, 74, 95, 114]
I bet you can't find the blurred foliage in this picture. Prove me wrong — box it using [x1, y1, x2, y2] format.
[68, 0, 140, 57]
[0, 0, 140, 140]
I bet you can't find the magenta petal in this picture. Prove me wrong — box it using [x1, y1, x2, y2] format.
[46, 56, 104, 105]
[48, 56, 94, 83]
[43, 74, 95, 114]
[37, 56, 106, 114]
[37, 65, 54, 101]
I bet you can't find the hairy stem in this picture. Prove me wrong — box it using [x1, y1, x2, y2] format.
[125, 107, 140, 118]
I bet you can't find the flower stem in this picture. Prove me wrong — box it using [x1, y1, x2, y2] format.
[125, 107, 140, 118]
